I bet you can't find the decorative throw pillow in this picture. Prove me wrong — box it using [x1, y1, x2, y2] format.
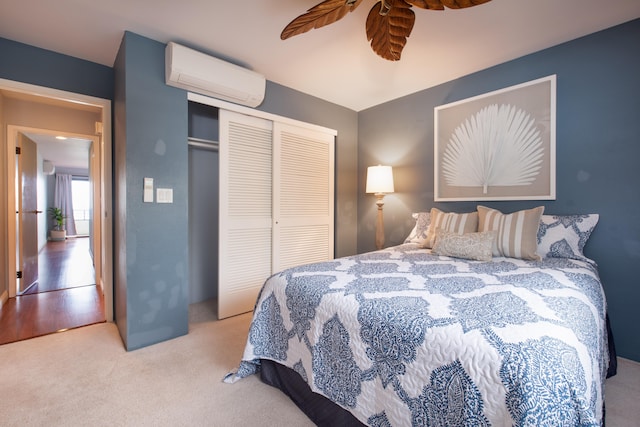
[432, 228, 496, 262]
[404, 212, 431, 243]
[537, 214, 599, 262]
[477, 205, 544, 260]
[421, 208, 479, 249]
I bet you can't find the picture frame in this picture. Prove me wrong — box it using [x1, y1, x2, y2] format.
[434, 75, 556, 201]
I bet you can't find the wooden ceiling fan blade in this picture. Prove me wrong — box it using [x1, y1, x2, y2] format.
[366, 1, 415, 61]
[281, 0, 364, 40]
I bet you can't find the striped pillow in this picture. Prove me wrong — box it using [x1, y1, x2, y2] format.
[477, 205, 544, 260]
[421, 208, 479, 248]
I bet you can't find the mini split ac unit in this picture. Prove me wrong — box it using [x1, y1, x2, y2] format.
[43, 160, 55, 175]
[165, 42, 266, 108]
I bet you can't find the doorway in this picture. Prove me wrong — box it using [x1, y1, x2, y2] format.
[0, 80, 113, 338]
[14, 129, 97, 293]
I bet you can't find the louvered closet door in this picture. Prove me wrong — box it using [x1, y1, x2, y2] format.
[272, 122, 334, 273]
[219, 110, 273, 319]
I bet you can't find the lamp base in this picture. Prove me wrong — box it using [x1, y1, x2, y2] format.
[375, 193, 385, 250]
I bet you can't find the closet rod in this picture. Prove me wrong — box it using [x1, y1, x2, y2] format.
[188, 137, 219, 152]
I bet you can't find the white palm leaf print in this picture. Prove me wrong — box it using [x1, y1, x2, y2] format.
[442, 104, 544, 194]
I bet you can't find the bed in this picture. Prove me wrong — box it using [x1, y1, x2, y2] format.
[225, 207, 615, 426]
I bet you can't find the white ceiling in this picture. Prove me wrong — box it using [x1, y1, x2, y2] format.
[22, 132, 92, 171]
[1, 0, 638, 112]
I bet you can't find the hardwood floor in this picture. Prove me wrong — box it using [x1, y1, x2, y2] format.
[0, 237, 105, 345]
[23, 237, 96, 294]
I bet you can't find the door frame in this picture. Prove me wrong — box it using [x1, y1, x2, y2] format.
[1, 79, 113, 321]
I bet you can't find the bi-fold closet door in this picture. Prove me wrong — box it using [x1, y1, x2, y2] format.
[218, 109, 335, 319]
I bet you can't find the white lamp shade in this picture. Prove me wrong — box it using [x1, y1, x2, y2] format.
[366, 165, 394, 194]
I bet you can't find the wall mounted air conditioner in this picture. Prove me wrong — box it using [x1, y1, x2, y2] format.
[43, 160, 55, 175]
[165, 42, 265, 108]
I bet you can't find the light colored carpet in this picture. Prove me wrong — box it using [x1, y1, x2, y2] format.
[0, 301, 314, 427]
[605, 357, 640, 427]
[0, 300, 638, 426]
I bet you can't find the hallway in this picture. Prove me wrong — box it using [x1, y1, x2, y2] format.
[0, 237, 105, 345]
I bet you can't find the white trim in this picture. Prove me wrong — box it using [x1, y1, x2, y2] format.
[187, 92, 338, 136]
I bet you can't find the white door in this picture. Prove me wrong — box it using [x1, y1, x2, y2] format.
[16, 135, 40, 293]
[217, 110, 336, 319]
[218, 110, 273, 319]
[272, 122, 334, 272]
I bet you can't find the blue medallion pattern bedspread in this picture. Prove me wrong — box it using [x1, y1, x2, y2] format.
[225, 243, 609, 426]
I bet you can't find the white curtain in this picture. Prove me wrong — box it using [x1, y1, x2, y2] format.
[54, 174, 77, 236]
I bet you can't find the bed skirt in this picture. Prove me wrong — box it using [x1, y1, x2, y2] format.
[260, 358, 365, 427]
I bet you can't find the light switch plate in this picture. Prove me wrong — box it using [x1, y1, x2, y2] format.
[143, 177, 154, 203]
[156, 188, 173, 203]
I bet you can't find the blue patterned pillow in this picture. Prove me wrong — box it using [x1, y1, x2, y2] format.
[404, 212, 431, 243]
[537, 214, 599, 262]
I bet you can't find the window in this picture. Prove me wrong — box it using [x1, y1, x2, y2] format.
[72, 178, 90, 236]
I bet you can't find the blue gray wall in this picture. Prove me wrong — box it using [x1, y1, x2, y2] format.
[113, 32, 190, 350]
[0, 37, 113, 99]
[357, 19, 640, 362]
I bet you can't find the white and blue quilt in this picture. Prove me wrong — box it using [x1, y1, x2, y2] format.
[226, 244, 609, 426]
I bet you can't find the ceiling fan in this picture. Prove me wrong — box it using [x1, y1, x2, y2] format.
[281, 0, 492, 61]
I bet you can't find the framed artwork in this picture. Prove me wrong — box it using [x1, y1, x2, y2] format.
[434, 75, 556, 201]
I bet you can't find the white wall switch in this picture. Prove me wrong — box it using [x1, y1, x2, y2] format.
[143, 177, 154, 203]
[156, 188, 173, 203]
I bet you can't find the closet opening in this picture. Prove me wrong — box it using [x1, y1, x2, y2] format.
[187, 101, 219, 312]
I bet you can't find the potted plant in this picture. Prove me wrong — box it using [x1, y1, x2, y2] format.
[48, 207, 66, 241]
